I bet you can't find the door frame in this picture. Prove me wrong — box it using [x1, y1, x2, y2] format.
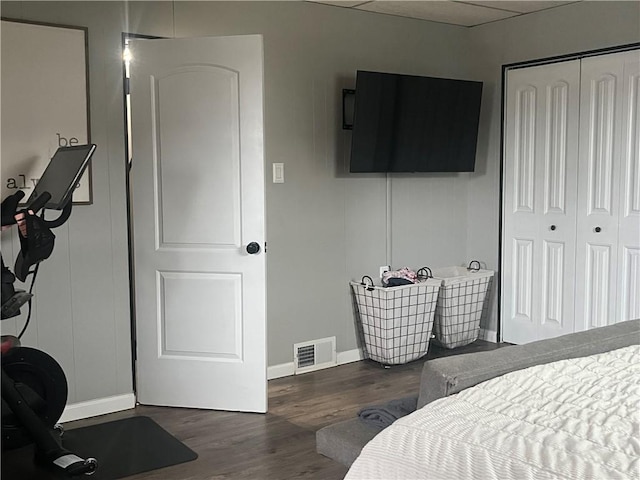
[121, 32, 162, 393]
[498, 41, 640, 342]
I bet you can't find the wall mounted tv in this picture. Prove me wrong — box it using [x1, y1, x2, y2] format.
[349, 71, 483, 173]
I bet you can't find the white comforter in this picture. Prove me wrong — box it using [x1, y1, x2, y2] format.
[346, 345, 640, 480]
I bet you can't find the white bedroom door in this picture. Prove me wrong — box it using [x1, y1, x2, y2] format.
[129, 35, 267, 412]
[502, 60, 581, 344]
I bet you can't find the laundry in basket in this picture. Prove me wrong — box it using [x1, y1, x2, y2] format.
[350, 270, 441, 365]
[431, 261, 494, 349]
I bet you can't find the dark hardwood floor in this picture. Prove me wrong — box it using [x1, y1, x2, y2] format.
[2, 340, 504, 480]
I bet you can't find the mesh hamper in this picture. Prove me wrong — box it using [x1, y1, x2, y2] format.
[431, 261, 494, 349]
[350, 273, 441, 365]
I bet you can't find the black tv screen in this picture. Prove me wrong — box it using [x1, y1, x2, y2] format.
[349, 71, 483, 173]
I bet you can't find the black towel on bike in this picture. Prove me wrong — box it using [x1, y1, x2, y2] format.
[357, 395, 418, 429]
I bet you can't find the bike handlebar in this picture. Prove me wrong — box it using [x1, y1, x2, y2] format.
[1, 190, 70, 229]
[27, 192, 52, 214]
[43, 201, 72, 229]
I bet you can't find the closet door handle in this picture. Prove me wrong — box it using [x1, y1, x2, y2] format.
[594, 226, 602, 233]
[550, 225, 556, 231]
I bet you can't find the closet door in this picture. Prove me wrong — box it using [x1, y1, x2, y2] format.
[574, 50, 640, 331]
[502, 60, 581, 344]
[617, 53, 640, 323]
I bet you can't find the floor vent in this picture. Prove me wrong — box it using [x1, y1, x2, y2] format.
[293, 336, 337, 374]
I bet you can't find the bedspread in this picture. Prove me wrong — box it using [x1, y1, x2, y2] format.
[345, 344, 640, 479]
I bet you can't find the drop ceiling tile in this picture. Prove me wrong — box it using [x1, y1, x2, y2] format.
[356, 1, 518, 26]
[460, 1, 576, 14]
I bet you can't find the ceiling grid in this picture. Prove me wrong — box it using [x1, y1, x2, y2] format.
[306, 1, 580, 27]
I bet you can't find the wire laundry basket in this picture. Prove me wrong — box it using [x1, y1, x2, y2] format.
[350, 269, 441, 365]
[431, 261, 494, 349]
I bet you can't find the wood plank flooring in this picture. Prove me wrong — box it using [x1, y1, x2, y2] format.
[2, 340, 504, 480]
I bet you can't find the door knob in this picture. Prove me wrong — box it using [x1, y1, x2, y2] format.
[246, 242, 261, 254]
[594, 226, 602, 233]
[550, 225, 556, 231]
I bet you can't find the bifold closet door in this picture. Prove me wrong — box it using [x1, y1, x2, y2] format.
[574, 50, 640, 331]
[618, 53, 640, 324]
[502, 60, 581, 344]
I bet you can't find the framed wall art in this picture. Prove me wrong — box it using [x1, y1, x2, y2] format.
[1, 18, 92, 204]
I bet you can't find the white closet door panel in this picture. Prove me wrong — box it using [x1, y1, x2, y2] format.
[586, 75, 616, 214]
[584, 243, 613, 328]
[503, 71, 539, 343]
[505, 237, 536, 344]
[539, 76, 579, 340]
[620, 247, 640, 320]
[616, 50, 640, 322]
[542, 240, 566, 328]
[576, 50, 638, 330]
[545, 81, 572, 215]
[514, 86, 537, 214]
[503, 60, 580, 343]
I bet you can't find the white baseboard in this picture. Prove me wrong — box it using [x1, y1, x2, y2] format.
[480, 328, 498, 343]
[267, 362, 295, 380]
[59, 393, 136, 423]
[268, 348, 364, 380]
[337, 348, 364, 364]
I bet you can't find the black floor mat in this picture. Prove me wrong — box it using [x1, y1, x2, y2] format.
[2, 416, 198, 480]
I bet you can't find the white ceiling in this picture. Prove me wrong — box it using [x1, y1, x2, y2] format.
[306, 1, 581, 27]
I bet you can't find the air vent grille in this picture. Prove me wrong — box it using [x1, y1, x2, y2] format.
[293, 336, 337, 374]
[297, 345, 315, 368]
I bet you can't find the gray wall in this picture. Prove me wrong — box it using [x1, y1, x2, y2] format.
[167, 1, 476, 365]
[1, 1, 637, 404]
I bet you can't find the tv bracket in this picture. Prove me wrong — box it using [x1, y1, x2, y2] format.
[342, 88, 355, 130]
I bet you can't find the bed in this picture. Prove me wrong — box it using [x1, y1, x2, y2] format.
[345, 344, 640, 480]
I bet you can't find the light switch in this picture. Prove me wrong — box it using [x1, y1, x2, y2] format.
[273, 163, 284, 183]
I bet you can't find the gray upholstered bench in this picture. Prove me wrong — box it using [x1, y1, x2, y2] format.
[316, 319, 640, 467]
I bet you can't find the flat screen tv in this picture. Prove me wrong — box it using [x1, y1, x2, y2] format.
[349, 71, 483, 173]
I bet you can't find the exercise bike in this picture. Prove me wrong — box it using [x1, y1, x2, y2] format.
[1, 144, 98, 477]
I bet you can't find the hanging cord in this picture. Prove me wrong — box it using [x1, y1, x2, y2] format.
[385, 173, 392, 267]
[17, 263, 39, 339]
[17, 209, 45, 339]
[172, 0, 176, 38]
